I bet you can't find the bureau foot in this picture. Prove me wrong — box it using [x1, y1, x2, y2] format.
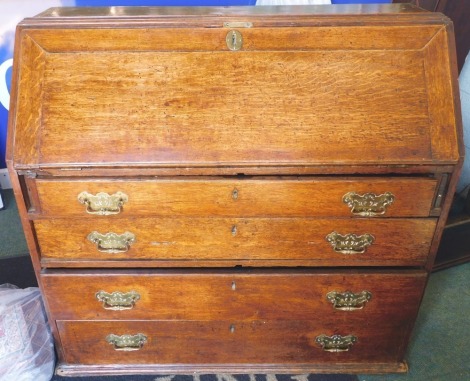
[55, 362, 408, 376]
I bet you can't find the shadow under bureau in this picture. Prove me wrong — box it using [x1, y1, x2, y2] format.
[6, 4, 463, 376]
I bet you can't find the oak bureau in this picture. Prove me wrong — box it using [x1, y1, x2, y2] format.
[6, 4, 463, 376]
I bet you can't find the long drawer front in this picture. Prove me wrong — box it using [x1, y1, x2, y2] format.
[36, 218, 436, 266]
[33, 177, 437, 218]
[42, 270, 426, 320]
[56, 319, 415, 365]
[47, 270, 426, 366]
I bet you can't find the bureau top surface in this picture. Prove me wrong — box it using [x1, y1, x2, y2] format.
[32, 4, 428, 22]
[7, 5, 462, 172]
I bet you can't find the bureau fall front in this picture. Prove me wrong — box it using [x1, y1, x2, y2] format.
[6, 4, 463, 376]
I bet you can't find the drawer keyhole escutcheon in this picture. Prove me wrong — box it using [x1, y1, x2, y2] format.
[315, 334, 357, 352]
[230, 324, 236, 333]
[231, 225, 238, 236]
[78, 191, 128, 215]
[106, 333, 147, 351]
[226, 30, 243, 51]
[95, 290, 141, 310]
[325, 232, 375, 255]
[87, 231, 136, 253]
[231, 281, 236, 290]
[342, 191, 395, 216]
[326, 290, 372, 311]
[232, 188, 239, 200]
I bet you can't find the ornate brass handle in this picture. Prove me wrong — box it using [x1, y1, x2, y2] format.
[87, 231, 136, 253]
[315, 334, 357, 352]
[106, 333, 147, 351]
[77, 191, 128, 215]
[342, 191, 395, 216]
[326, 290, 372, 311]
[95, 291, 141, 310]
[325, 232, 375, 254]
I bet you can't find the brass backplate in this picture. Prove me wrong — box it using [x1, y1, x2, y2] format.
[226, 30, 243, 51]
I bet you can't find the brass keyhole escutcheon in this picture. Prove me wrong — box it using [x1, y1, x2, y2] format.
[226, 30, 243, 51]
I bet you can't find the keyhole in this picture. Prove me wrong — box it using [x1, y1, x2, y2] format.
[226, 30, 242, 51]
[231, 225, 238, 236]
[232, 188, 239, 200]
[231, 281, 236, 290]
[230, 324, 236, 333]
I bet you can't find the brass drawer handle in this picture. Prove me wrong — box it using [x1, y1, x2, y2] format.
[106, 333, 147, 351]
[87, 231, 136, 253]
[315, 334, 357, 352]
[95, 290, 141, 310]
[325, 232, 375, 254]
[343, 191, 395, 216]
[326, 290, 372, 311]
[77, 191, 128, 215]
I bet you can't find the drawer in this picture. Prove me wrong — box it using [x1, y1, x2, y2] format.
[56, 318, 417, 365]
[33, 177, 437, 218]
[42, 270, 426, 321]
[35, 218, 436, 266]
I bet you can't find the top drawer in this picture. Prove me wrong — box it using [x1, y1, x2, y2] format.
[32, 177, 437, 218]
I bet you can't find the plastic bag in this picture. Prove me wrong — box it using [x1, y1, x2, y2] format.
[0, 284, 54, 381]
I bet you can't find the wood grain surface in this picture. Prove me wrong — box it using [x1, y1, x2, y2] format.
[5, 4, 463, 375]
[34, 217, 436, 265]
[56, 318, 418, 365]
[33, 177, 438, 218]
[42, 270, 426, 321]
[9, 20, 459, 169]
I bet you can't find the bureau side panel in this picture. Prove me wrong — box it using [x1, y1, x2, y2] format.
[425, 27, 461, 162]
[9, 34, 46, 167]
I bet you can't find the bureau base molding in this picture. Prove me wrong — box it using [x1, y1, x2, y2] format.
[56, 362, 408, 377]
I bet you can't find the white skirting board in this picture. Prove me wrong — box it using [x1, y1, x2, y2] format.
[457, 53, 470, 197]
[0, 168, 11, 190]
